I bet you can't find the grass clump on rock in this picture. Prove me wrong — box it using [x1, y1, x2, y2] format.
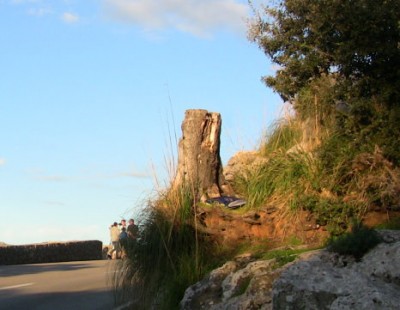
[326, 222, 381, 261]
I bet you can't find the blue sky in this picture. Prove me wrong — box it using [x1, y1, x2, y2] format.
[0, 0, 282, 245]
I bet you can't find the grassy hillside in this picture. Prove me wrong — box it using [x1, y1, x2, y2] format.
[112, 84, 400, 308]
[232, 75, 400, 236]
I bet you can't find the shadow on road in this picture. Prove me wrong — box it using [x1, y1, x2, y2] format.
[0, 260, 103, 277]
[0, 288, 116, 310]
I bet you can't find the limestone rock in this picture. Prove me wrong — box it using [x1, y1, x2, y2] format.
[180, 256, 282, 310]
[180, 260, 240, 309]
[223, 151, 268, 183]
[273, 232, 400, 309]
[377, 229, 400, 243]
[357, 242, 400, 286]
[180, 230, 400, 310]
[221, 260, 276, 302]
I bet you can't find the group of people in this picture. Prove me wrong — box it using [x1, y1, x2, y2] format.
[108, 218, 138, 259]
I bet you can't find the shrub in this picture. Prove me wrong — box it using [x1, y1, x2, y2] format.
[300, 193, 363, 234]
[113, 186, 230, 309]
[327, 222, 381, 261]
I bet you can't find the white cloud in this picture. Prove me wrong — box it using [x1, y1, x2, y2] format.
[9, 0, 53, 18]
[27, 168, 69, 182]
[62, 12, 79, 23]
[27, 7, 52, 16]
[43, 200, 66, 207]
[102, 0, 249, 37]
[38, 175, 69, 182]
[0, 158, 5, 166]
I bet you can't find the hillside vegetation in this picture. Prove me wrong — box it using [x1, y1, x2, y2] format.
[114, 1, 400, 309]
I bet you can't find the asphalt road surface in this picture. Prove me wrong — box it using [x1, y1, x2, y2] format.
[0, 260, 127, 310]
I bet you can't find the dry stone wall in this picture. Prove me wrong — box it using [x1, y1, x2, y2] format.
[0, 240, 102, 265]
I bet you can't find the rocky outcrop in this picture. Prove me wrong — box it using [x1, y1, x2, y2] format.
[180, 230, 400, 310]
[274, 230, 400, 309]
[223, 151, 268, 183]
[180, 254, 281, 310]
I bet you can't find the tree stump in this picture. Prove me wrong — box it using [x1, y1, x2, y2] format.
[172, 109, 227, 200]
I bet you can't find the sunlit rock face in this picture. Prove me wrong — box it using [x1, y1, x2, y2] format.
[272, 236, 400, 310]
[180, 255, 280, 310]
[273, 231, 400, 309]
[223, 151, 268, 184]
[180, 230, 400, 310]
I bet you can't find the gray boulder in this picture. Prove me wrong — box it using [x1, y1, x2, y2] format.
[180, 230, 400, 310]
[273, 230, 400, 310]
[180, 255, 280, 310]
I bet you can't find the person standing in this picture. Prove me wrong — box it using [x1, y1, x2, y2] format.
[109, 222, 120, 259]
[120, 219, 127, 230]
[119, 227, 128, 259]
[127, 218, 138, 241]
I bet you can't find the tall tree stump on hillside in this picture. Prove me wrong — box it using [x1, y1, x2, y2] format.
[172, 109, 227, 200]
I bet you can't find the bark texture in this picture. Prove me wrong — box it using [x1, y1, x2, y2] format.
[173, 109, 225, 199]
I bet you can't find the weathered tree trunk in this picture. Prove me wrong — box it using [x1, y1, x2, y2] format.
[172, 109, 226, 200]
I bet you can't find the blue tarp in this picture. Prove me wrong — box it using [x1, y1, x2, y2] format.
[205, 196, 247, 209]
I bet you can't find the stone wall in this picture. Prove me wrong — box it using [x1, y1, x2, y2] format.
[0, 240, 103, 265]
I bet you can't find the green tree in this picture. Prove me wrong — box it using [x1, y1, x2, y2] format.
[249, 0, 400, 105]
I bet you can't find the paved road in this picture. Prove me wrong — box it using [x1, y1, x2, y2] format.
[0, 260, 126, 310]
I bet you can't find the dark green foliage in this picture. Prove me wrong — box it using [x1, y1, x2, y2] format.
[327, 222, 381, 261]
[300, 196, 355, 235]
[250, 0, 400, 167]
[249, 0, 400, 106]
[351, 102, 400, 166]
[204, 0, 400, 267]
[317, 133, 357, 178]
